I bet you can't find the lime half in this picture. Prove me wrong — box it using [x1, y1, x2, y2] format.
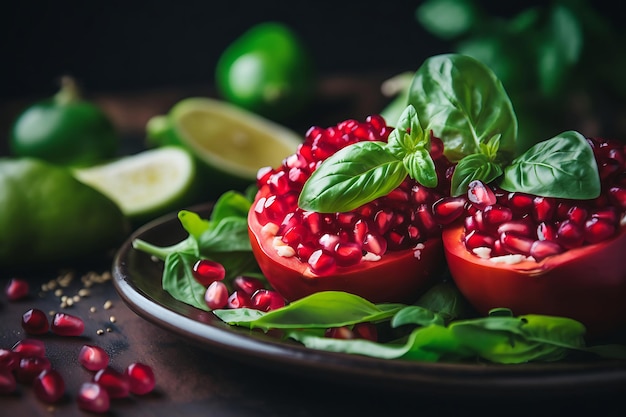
[74, 146, 197, 223]
[146, 97, 302, 198]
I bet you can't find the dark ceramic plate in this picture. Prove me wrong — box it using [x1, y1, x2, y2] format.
[112, 203, 626, 398]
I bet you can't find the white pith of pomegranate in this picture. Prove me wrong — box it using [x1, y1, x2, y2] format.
[249, 115, 449, 303]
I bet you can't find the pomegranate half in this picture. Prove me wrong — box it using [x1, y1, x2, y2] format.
[444, 225, 626, 336]
[247, 115, 450, 304]
[248, 185, 444, 303]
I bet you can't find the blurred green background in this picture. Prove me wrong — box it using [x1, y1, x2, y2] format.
[2, 0, 624, 144]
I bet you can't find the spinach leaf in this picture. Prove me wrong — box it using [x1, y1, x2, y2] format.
[162, 252, 210, 311]
[297, 141, 407, 213]
[408, 54, 517, 163]
[499, 130, 601, 199]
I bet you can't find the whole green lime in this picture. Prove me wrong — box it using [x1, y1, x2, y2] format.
[0, 157, 129, 267]
[215, 22, 315, 121]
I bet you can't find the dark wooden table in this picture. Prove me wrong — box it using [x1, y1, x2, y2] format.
[2, 75, 625, 416]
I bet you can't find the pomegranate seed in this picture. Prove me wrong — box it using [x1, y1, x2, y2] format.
[77, 382, 110, 413]
[307, 249, 337, 275]
[537, 222, 557, 241]
[496, 219, 533, 237]
[5, 278, 29, 301]
[33, 369, 65, 403]
[432, 197, 466, 224]
[482, 205, 513, 228]
[500, 232, 534, 256]
[567, 206, 588, 225]
[608, 186, 626, 209]
[464, 230, 494, 251]
[353, 322, 378, 342]
[584, 217, 616, 244]
[12, 338, 46, 358]
[21, 308, 50, 334]
[556, 220, 585, 249]
[16, 356, 51, 383]
[532, 197, 556, 222]
[0, 368, 17, 394]
[232, 275, 266, 296]
[94, 367, 130, 399]
[125, 362, 155, 395]
[530, 240, 564, 261]
[333, 242, 363, 267]
[204, 281, 229, 310]
[325, 327, 355, 339]
[250, 289, 286, 312]
[191, 259, 226, 286]
[51, 312, 84, 336]
[227, 291, 250, 309]
[507, 192, 534, 214]
[78, 345, 110, 372]
[0, 349, 19, 371]
[467, 180, 497, 208]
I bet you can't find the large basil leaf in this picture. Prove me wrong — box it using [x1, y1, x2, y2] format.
[408, 54, 517, 163]
[298, 141, 407, 213]
[499, 130, 600, 199]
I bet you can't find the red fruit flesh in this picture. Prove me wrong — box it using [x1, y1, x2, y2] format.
[33, 369, 65, 403]
[192, 259, 226, 286]
[443, 225, 626, 336]
[5, 278, 29, 301]
[77, 382, 110, 413]
[93, 367, 130, 399]
[79, 345, 110, 371]
[248, 115, 449, 303]
[22, 308, 50, 335]
[204, 281, 229, 310]
[125, 362, 155, 395]
[51, 312, 85, 336]
[16, 356, 51, 383]
[12, 338, 46, 358]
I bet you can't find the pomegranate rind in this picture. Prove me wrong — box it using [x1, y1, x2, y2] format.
[248, 195, 445, 304]
[443, 225, 626, 336]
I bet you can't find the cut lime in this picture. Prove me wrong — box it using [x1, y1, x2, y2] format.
[146, 97, 302, 198]
[74, 146, 197, 223]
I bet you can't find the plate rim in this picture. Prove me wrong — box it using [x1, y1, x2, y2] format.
[112, 203, 626, 397]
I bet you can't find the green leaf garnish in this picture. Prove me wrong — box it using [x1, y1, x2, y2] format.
[499, 130, 601, 199]
[450, 153, 503, 196]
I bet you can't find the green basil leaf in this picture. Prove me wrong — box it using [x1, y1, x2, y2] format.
[162, 252, 209, 311]
[298, 142, 407, 213]
[390, 306, 445, 328]
[197, 217, 252, 253]
[450, 153, 503, 196]
[416, 0, 479, 40]
[214, 291, 404, 330]
[499, 130, 601, 199]
[404, 149, 438, 188]
[178, 210, 211, 240]
[210, 190, 252, 224]
[408, 54, 517, 163]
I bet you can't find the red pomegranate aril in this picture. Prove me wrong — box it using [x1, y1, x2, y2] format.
[78, 345, 110, 372]
[556, 220, 585, 249]
[416, 204, 440, 235]
[22, 308, 50, 335]
[232, 275, 265, 296]
[5, 277, 29, 301]
[307, 249, 337, 275]
[205, 281, 229, 310]
[608, 186, 626, 209]
[16, 356, 51, 383]
[530, 240, 564, 261]
[51, 312, 84, 336]
[374, 209, 394, 235]
[125, 362, 155, 395]
[12, 338, 46, 358]
[94, 367, 130, 399]
[432, 197, 466, 225]
[482, 205, 513, 228]
[500, 232, 534, 256]
[496, 218, 534, 237]
[77, 382, 110, 413]
[591, 207, 619, 223]
[507, 192, 534, 214]
[567, 206, 588, 225]
[325, 326, 355, 339]
[353, 322, 378, 342]
[537, 222, 557, 241]
[467, 180, 497, 208]
[281, 224, 306, 246]
[192, 259, 226, 286]
[33, 369, 65, 403]
[227, 291, 250, 309]
[0, 349, 19, 371]
[0, 368, 17, 394]
[532, 196, 556, 222]
[464, 230, 494, 251]
[362, 232, 387, 256]
[333, 241, 363, 267]
[251, 289, 286, 312]
[584, 217, 616, 244]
